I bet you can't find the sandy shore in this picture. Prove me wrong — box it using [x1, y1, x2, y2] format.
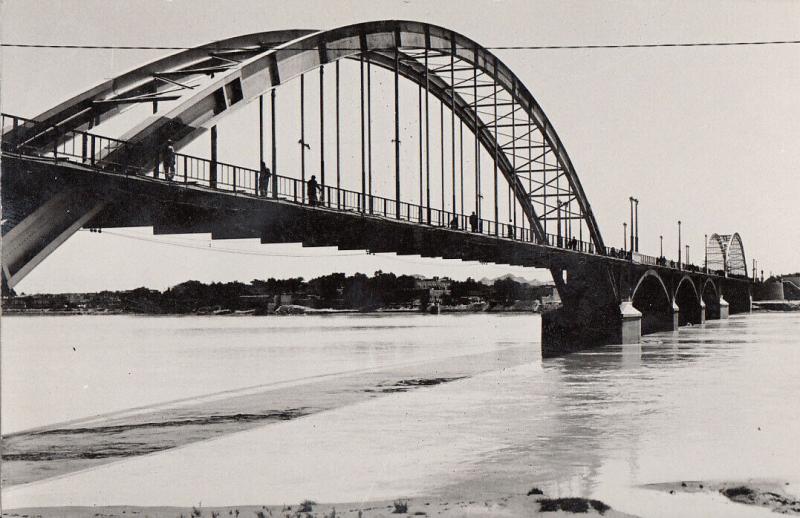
[1, 491, 637, 518]
[644, 479, 800, 515]
[2, 347, 531, 487]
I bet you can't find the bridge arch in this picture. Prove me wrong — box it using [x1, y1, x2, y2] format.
[674, 274, 702, 326]
[5, 20, 605, 253]
[707, 232, 747, 277]
[701, 277, 720, 320]
[631, 269, 673, 334]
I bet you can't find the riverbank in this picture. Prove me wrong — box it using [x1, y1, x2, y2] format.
[1, 303, 544, 316]
[753, 300, 800, 311]
[2, 491, 637, 517]
[644, 479, 800, 515]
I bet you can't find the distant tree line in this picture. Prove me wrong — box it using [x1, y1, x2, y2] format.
[4, 272, 554, 314]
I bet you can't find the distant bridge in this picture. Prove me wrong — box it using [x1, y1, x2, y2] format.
[1, 20, 754, 355]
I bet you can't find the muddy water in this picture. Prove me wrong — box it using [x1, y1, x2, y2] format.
[2, 312, 799, 517]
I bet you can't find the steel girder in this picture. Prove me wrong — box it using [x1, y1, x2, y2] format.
[3, 20, 606, 251]
[9, 30, 314, 148]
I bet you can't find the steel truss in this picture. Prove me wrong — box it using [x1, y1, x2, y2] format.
[707, 233, 748, 277]
[2, 21, 605, 251]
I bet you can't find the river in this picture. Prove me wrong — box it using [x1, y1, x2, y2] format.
[2, 312, 799, 516]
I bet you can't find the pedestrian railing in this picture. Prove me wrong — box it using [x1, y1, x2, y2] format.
[2, 111, 716, 271]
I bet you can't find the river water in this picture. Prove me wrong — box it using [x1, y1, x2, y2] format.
[2, 312, 799, 516]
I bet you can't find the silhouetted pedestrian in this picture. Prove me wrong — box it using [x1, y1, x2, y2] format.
[162, 140, 176, 180]
[507, 221, 515, 239]
[449, 215, 459, 230]
[307, 175, 321, 206]
[259, 161, 271, 196]
[469, 211, 478, 232]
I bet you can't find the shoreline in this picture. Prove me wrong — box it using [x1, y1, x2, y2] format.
[5, 478, 800, 517]
[1, 491, 636, 517]
[644, 479, 800, 515]
[1, 306, 546, 317]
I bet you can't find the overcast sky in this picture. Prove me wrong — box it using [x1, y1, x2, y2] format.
[2, 0, 798, 293]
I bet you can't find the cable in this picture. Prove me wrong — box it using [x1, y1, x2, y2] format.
[2, 40, 800, 51]
[84, 228, 367, 258]
[82, 228, 494, 267]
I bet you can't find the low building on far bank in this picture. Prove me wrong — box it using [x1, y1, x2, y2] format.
[539, 288, 561, 310]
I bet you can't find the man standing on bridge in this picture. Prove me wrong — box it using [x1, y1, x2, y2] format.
[259, 161, 271, 197]
[469, 211, 478, 232]
[307, 175, 322, 206]
[162, 140, 176, 181]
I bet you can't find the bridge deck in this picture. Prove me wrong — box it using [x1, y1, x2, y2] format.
[2, 152, 749, 286]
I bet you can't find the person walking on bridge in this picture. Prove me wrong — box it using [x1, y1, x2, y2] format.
[449, 215, 459, 230]
[162, 140, 176, 181]
[469, 211, 478, 232]
[307, 175, 322, 206]
[259, 161, 271, 197]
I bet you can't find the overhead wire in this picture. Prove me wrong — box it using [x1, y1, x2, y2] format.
[2, 40, 800, 51]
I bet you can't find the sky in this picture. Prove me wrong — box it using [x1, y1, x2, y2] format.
[2, 0, 799, 293]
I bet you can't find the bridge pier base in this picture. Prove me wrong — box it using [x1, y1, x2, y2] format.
[620, 300, 642, 344]
[719, 296, 730, 319]
[699, 300, 706, 324]
[541, 303, 622, 357]
[671, 301, 680, 331]
[541, 262, 624, 357]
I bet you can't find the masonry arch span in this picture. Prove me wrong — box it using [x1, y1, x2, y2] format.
[702, 277, 720, 320]
[631, 270, 673, 335]
[675, 275, 702, 326]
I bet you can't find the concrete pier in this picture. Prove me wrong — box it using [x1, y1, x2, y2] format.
[671, 301, 680, 331]
[620, 300, 642, 344]
[719, 296, 730, 319]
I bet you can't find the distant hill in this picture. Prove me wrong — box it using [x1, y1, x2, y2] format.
[479, 274, 553, 286]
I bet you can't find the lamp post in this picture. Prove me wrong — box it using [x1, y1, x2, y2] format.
[659, 235, 663, 258]
[633, 197, 639, 252]
[629, 197, 634, 255]
[686, 244, 690, 267]
[677, 220, 682, 269]
[704, 233, 708, 273]
[623, 222, 627, 252]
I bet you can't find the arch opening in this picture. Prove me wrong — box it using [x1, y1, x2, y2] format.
[631, 271, 673, 335]
[675, 277, 702, 326]
[702, 279, 720, 320]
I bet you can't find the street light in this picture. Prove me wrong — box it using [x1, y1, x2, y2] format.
[677, 220, 682, 268]
[686, 244, 690, 266]
[623, 222, 627, 252]
[704, 233, 708, 272]
[636, 199, 640, 252]
[630, 197, 639, 253]
[659, 235, 663, 258]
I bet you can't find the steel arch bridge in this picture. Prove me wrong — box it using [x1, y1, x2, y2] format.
[3, 21, 602, 258]
[1, 20, 754, 355]
[706, 233, 747, 277]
